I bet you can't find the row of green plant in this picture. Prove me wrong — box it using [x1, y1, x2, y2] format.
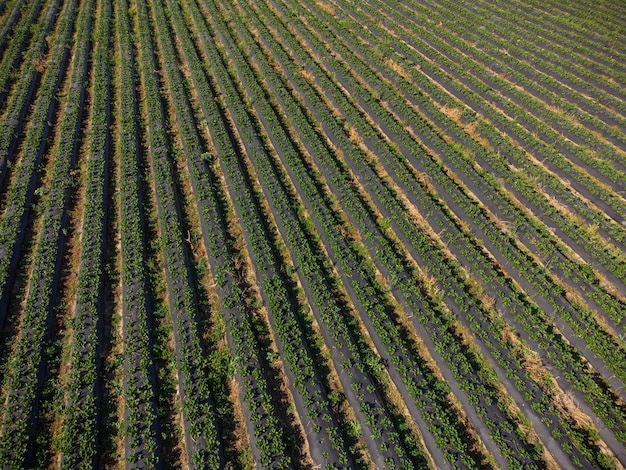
[0, 0, 60, 189]
[333, 0, 626, 365]
[302, 0, 622, 446]
[116, 0, 161, 466]
[410, 0, 626, 129]
[60, 0, 111, 466]
[203, 0, 448, 466]
[0, 0, 27, 51]
[328, 0, 626, 342]
[354, 0, 626, 261]
[519, 0, 624, 59]
[388, 0, 626, 204]
[226, 1, 515, 468]
[414, 0, 626, 151]
[300, 0, 626, 385]
[457, 0, 626, 97]
[346, 18, 626, 324]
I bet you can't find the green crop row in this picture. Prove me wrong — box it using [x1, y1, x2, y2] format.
[183, 0, 356, 465]
[60, 0, 111, 465]
[116, 0, 162, 466]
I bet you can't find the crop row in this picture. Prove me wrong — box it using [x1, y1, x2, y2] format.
[60, 0, 111, 465]
[360, 0, 626, 224]
[408, 0, 626, 148]
[414, 0, 626, 141]
[387, 0, 626, 178]
[315, 0, 626, 399]
[197, 0, 455, 467]
[164, 0, 297, 465]
[0, 0, 27, 54]
[366, 0, 626, 224]
[0, 0, 93, 465]
[461, 0, 626, 95]
[251, 2, 558, 466]
[512, 1, 625, 63]
[0, 0, 622, 467]
[219, 2, 528, 469]
[182, 1, 363, 466]
[339, 0, 626, 292]
[356, 46, 626, 325]
[116, 0, 162, 465]
[171, 0, 418, 463]
[293, 0, 626, 375]
[299, 0, 626, 450]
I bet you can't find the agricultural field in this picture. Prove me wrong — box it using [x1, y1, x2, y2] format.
[0, 0, 624, 467]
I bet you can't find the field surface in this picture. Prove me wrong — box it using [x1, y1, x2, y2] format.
[0, 0, 625, 468]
